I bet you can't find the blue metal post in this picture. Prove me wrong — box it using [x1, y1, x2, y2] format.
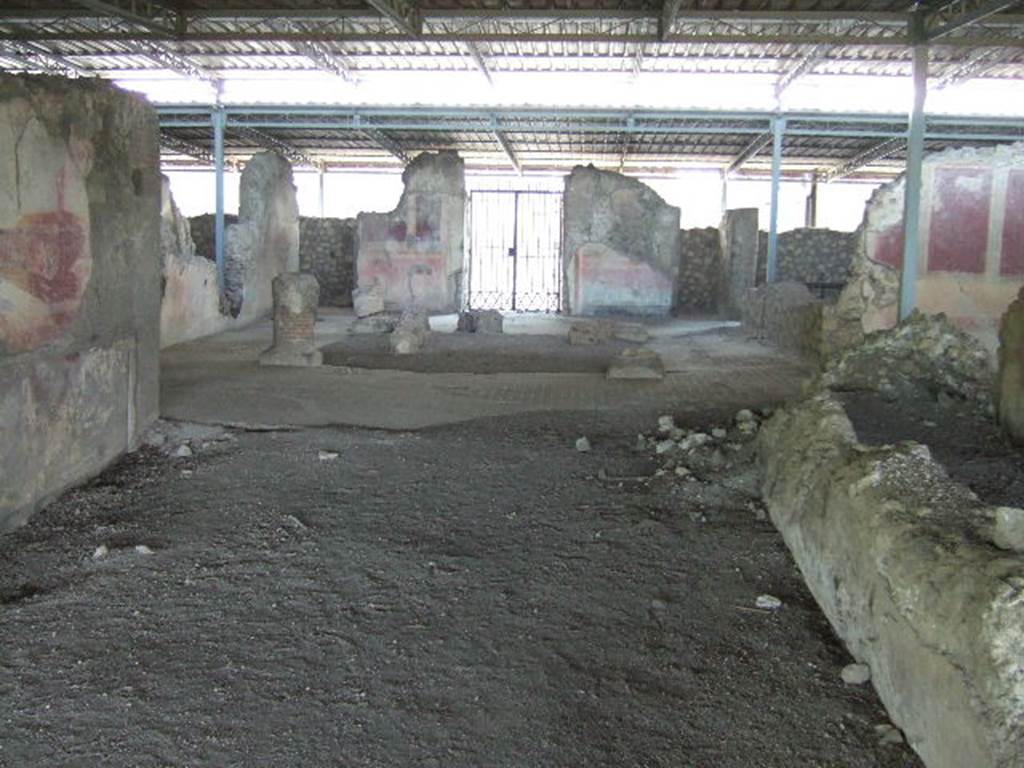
[213, 107, 226, 291]
[900, 12, 928, 320]
[766, 115, 786, 283]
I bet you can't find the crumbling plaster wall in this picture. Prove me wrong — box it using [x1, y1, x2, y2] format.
[743, 281, 824, 360]
[224, 151, 300, 321]
[159, 177, 226, 348]
[355, 151, 465, 313]
[825, 143, 1024, 358]
[0, 74, 161, 531]
[299, 216, 356, 307]
[563, 165, 680, 316]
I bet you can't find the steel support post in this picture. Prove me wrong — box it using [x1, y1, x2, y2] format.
[805, 173, 818, 227]
[766, 115, 786, 283]
[900, 13, 928, 320]
[213, 107, 227, 291]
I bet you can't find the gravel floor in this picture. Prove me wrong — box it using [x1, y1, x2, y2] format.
[0, 409, 922, 768]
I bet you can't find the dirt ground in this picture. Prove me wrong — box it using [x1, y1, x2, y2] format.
[839, 391, 1024, 508]
[322, 332, 632, 374]
[0, 405, 922, 768]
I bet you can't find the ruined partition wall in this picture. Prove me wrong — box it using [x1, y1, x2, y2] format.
[563, 166, 681, 316]
[826, 143, 1024, 357]
[299, 216, 356, 306]
[0, 75, 162, 530]
[355, 152, 465, 313]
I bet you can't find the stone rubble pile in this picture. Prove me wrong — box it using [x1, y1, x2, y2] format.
[636, 408, 769, 480]
[821, 310, 994, 407]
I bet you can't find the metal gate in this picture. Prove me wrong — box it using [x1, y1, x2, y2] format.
[466, 190, 562, 312]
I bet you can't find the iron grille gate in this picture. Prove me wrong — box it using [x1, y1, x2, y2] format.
[466, 190, 562, 312]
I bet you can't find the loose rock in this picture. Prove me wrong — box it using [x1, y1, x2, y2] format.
[575, 437, 591, 453]
[755, 594, 783, 610]
[841, 663, 872, 685]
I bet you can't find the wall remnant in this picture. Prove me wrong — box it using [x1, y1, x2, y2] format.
[298, 216, 356, 307]
[390, 310, 429, 355]
[606, 348, 664, 380]
[825, 143, 1024, 358]
[356, 151, 465, 313]
[563, 165, 680, 316]
[457, 309, 503, 334]
[0, 74, 161, 530]
[756, 228, 858, 290]
[259, 273, 321, 367]
[719, 208, 759, 319]
[759, 392, 1024, 768]
[677, 227, 721, 314]
[160, 177, 227, 348]
[223, 151, 300, 321]
[998, 287, 1024, 444]
[743, 282, 823, 360]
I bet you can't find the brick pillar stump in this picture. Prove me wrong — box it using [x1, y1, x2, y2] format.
[259, 273, 322, 367]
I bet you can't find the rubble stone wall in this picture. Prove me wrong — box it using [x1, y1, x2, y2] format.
[188, 212, 237, 261]
[563, 165, 680, 316]
[719, 208, 759, 319]
[299, 216, 356, 306]
[760, 393, 1024, 768]
[825, 143, 1024, 358]
[677, 227, 721, 314]
[356, 151, 465, 313]
[756, 228, 857, 288]
[743, 282, 823, 360]
[0, 74, 162, 530]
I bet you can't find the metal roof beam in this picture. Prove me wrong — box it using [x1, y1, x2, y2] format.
[364, 0, 422, 36]
[466, 41, 493, 85]
[359, 123, 410, 164]
[0, 40, 90, 77]
[70, 0, 178, 34]
[927, 0, 1021, 39]
[661, 0, 683, 40]
[933, 48, 1003, 87]
[234, 127, 318, 167]
[774, 44, 830, 100]
[824, 137, 905, 181]
[160, 132, 214, 164]
[727, 131, 772, 174]
[492, 125, 521, 175]
[137, 43, 220, 85]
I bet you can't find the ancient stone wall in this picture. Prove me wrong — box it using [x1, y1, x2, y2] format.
[563, 165, 680, 316]
[223, 151, 300, 321]
[755, 228, 857, 290]
[760, 392, 1024, 768]
[743, 282, 823, 360]
[825, 143, 1024, 358]
[677, 227, 721, 314]
[719, 208, 759, 319]
[356, 151, 465, 313]
[299, 216, 356, 306]
[160, 177, 230, 347]
[189, 212, 237, 261]
[0, 74, 162, 530]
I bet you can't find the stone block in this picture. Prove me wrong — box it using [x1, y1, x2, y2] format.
[457, 309, 503, 334]
[606, 348, 665, 380]
[389, 310, 429, 355]
[260, 273, 321, 367]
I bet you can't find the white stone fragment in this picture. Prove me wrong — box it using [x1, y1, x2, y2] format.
[841, 663, 872, 685]
[992, 507, 1024, 552]
[755, 594, 783, 610]
[575, 437, 591, 453]
[318, 450, 340, 462]
[92, 544, 109, 560]
[657, 415, 676, 434]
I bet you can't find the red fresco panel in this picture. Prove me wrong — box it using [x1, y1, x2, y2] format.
[927, 166, 992, 274]
[1001, 169, 1024, 276]
[873, 222, 904, 268]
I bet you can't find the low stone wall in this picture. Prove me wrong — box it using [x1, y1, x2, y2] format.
[743, 282, 823, 360]
[677, 227, 721, 314]
[0, 75, 161, 530]
[189, 212, 238, 261]
[299, 216, 356, 306]
[719, 209, 758, 319]
[759, 394, 1024, 768]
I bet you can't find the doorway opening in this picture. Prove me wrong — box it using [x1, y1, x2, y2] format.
[466, 190, 563, 312]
